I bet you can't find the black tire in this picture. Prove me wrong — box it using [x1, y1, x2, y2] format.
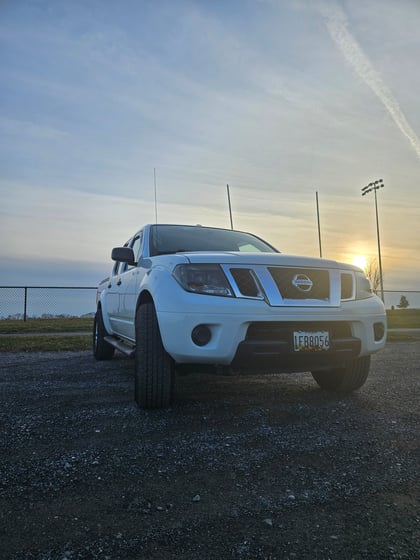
[311, 355, 371, 393]
[93, 307, 115, 361]
[134, 302, 174, 409]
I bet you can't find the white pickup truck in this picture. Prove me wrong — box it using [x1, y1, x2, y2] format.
[94, 224, 386, 409]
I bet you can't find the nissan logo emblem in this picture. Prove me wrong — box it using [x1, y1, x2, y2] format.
[292, 274, 313, 292]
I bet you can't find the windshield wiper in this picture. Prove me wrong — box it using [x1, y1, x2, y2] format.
[155, 249, 189, 255]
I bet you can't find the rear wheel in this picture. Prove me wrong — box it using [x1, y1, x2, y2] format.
[134, 302, 174, 409]
[93, 307, 115, 360]
[311, 355, 371, 393]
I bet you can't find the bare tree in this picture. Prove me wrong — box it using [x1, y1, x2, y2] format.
[364, 257, 382, 295]
[397, 295, 410, 309]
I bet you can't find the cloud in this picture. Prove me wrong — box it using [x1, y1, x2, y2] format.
[319, 1, 420, 161]
[0, 117, 68, 140]
[1, 0, 419, 290]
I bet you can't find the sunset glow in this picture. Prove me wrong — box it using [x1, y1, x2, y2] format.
[352, 255, 367, 271]
[0, 1, 419, 295]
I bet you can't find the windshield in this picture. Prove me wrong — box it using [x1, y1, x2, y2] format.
[149, 225, 278, 256]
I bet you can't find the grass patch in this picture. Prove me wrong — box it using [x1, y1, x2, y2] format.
[0, 334, 91, 353]
[0, 316, 93, 352]
[0, 310, 418, 353]
[386, 309, 420, 328]
[386, 331, 420, 343]
[1, 311, 419, 333]
[0, 317, 93, 334]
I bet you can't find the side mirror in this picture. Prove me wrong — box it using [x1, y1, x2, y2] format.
[111, 247, 136, 266]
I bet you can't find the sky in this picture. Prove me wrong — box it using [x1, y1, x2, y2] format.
[1, 0, 420, 297]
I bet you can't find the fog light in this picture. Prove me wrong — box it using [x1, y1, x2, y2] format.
[191, 325, 212, 347]
[373, 322, 385, 341]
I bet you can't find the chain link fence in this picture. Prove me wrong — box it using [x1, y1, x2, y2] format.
[0, 286, 419, 321]
[0, 286, 97, 320]
[383, 290, 420, 310]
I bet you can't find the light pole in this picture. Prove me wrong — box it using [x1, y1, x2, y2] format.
[226, 184, 234, 230]
[361, 179, 384, 302]
[316, 191, 323, 257]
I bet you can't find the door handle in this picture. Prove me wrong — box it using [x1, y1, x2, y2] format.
[117, 279, 122, 286]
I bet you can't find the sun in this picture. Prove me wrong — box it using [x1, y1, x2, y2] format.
[352, 255, 367, 270]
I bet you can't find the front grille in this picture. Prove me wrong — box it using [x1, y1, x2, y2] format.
[268, 267, 329, 300]
[230, 268, 260, 297]
[246, 322, 352, 341]
[341, 273, 353, 299]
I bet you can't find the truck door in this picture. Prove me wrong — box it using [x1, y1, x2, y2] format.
[117, 233, 145, 340]
[105, 260, 125, 333]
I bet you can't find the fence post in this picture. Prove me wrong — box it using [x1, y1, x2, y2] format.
[23, 287, 28, 322]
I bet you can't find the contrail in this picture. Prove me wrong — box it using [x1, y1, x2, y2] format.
[320, 2, 420, 161]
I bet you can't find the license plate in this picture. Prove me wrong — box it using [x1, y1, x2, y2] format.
[293, 330, 330, 352]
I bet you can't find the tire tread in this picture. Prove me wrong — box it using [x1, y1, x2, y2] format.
[312, 355, 371, 393]
[135, 302, 174, 409]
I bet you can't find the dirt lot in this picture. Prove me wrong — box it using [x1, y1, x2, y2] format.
[1, 343, 419, 559]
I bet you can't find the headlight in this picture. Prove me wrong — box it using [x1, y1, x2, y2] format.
[355, 271, 373, 300]
[173, 264, 233, 296]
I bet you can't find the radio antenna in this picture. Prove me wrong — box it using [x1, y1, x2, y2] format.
[154, 168, 158, 224]
[316, 191, 323, 258]
[227, 184, 234, 229]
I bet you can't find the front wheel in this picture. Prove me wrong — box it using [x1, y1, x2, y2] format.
[93, 307, 115, 361]
[311, 355, 371, 393]
[134, 302, 174, 409]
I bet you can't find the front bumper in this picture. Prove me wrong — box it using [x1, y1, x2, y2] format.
[231, 333, 361, 372]
[157, 302, 386, 370]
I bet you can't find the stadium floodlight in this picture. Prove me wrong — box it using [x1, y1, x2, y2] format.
[361, 179, 384, 302]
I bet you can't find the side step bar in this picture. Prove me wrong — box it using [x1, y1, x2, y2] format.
[104, 336, 136, 358]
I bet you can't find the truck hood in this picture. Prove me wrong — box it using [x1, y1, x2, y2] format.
[180, 251, 356, 271]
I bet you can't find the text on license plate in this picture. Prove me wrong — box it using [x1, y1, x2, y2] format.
[293, 330, 330, 352]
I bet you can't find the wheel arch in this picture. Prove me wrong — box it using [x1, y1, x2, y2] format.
[96, 297, 114, 336]
[136, 289, 154, 311]
[93, 304, 115, 360]
[135, 290, 173, 356]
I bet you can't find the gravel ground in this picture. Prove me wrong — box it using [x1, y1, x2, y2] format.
[1, 343, 419, 560]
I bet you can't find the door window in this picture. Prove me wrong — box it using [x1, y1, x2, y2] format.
[126, 233, 143, 270]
